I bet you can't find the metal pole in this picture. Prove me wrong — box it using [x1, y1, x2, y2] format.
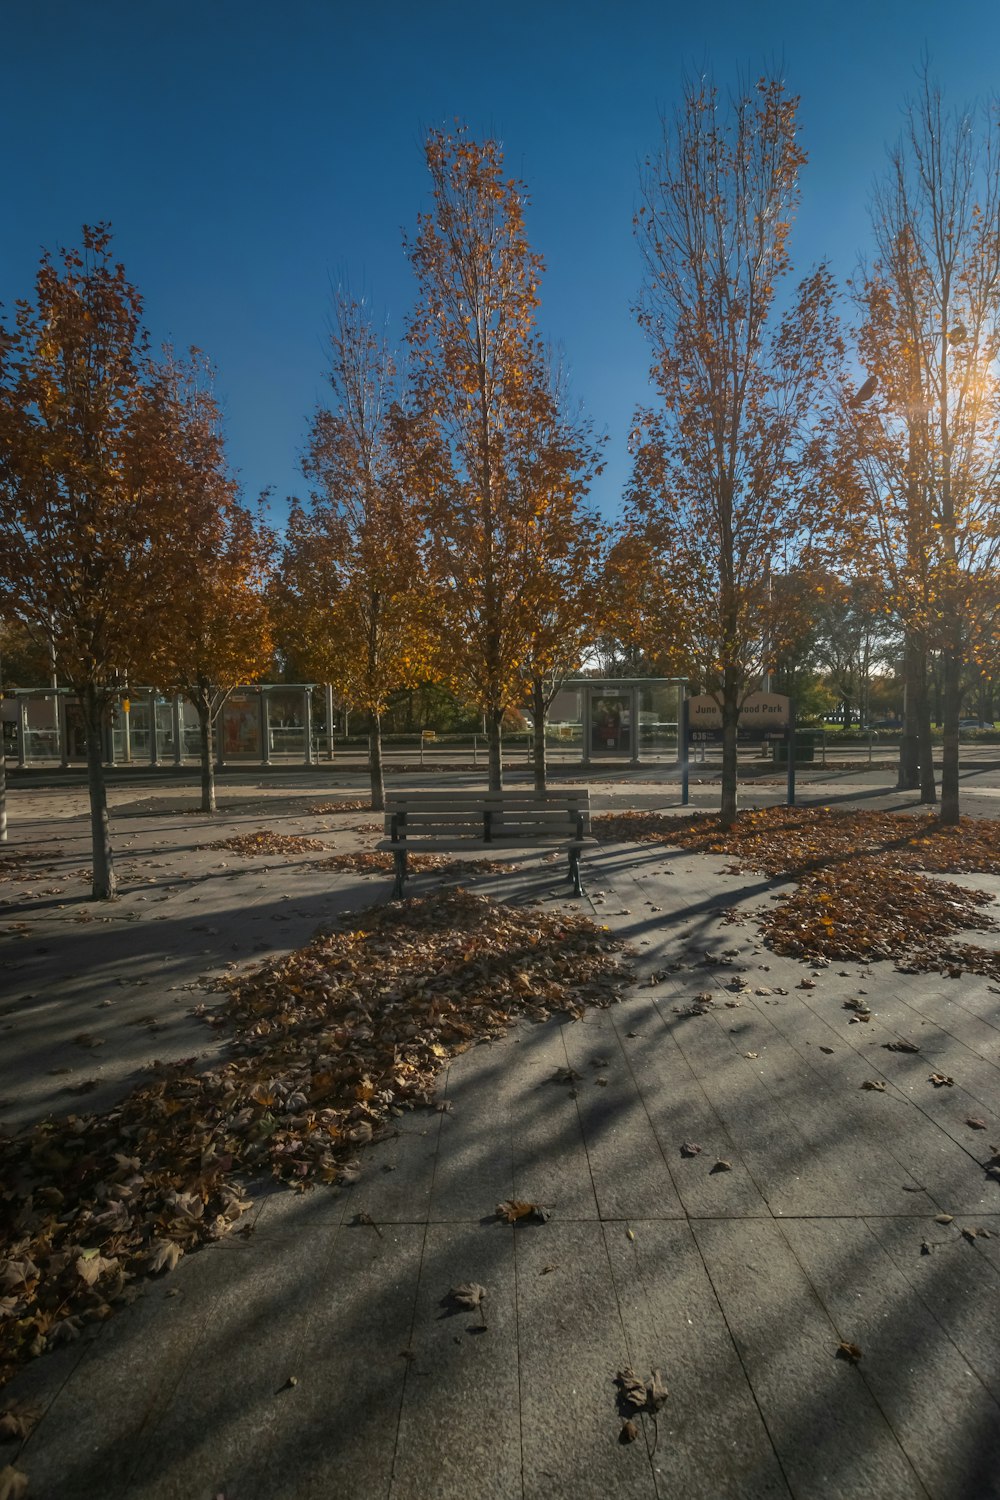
[325, 684, 335, 761]
[680, 697, 690, 806]
[473, 734, 478, 768]
[303, 687, 313, 767]
[787, 700, 797, 807]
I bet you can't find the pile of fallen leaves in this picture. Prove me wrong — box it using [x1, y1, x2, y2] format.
[310, 799, 368, 815]
[205, 829, 329, 856]
[312, 851, 515, 877]
[0, 849, 65, 885]
[0, 889, 629, 1388]
[594, 808, 1000, 975]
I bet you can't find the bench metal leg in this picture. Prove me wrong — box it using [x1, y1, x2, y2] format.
[568, 848, 582, 898]
[392, 849, 407, 899]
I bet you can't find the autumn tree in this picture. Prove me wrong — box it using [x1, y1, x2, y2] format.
[0, 226, 167, 897]
[840, 72, 1000, 823]
[514, 368, 606, 791]
[278, 293, 427, 810]
[405, 127, 603, 791]
[626, 77, 842, 826]
[140, 354, 273, 814]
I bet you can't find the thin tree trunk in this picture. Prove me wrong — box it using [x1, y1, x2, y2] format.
[897, 631, 920, 790]
[531, 677, 547, 795]
[719, 665, 739, 828]
[196, 693, 217, 814]
[940, 643, 961, 825]
[84, 683, 116, 898]
[487, 705, 503, 792]
[369, 710, 385, 812]
[916, 648, 937, 804]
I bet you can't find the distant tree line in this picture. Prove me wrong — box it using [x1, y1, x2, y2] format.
[4, 64, 1000, 894]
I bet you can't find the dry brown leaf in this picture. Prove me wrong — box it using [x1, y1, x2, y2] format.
[680, 1142, 702, 1157]
[646, 1369, 668, 1411]
[836, 1341, 863, 1362]
[0, 1464, 28, 1500]
[861, 1080, 886, 1092]
[710, 1159, 732, 1173]
[0, 1404, 41, 1443]
[615, 1367, 648, 1410]
[619, 1418, 639, 1444]
[928, 1073, 954, 1088]
[447, 1282, 487, 1326]
[147, 1239, 183, 1274]
[496, 1200, 550, 1224]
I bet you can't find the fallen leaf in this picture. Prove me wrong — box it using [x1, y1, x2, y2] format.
[836, 1341, 863, 1362]
[446, 1283, 487, 1324]
[0, 1466, 28, 1500]
[819, 1045, 834, 1054]
[928, 1073, 954, 1087]
[861, 1080, 886, 1092]
[353, 1211, 383, 1237]
[934, 1213, 954, 1225]
[966, 1118, 987, 1130]
[710, 1159, 732, 1173]
[619, 1419, 639, 1444]
[646, 1369, 668, 1411]
[496, 1200, 550, 1224]
[680, 1142, 702, 1157]
[147, 1239, 183, 1274]
[615, 1367, 648, 1410]
[744, 1051, 759, 1060]
[0, 1405, 41, 1443]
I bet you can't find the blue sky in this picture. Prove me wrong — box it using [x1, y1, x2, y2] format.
[4, 0, 1000, 526]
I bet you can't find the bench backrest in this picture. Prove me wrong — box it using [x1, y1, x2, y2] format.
[384, 790, 590, 843]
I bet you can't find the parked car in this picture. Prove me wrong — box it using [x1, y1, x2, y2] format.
[959, 718, 995, 730]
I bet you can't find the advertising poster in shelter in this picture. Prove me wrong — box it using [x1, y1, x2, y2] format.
[223, 693, 261, 758]
[590, 693, 631, 755]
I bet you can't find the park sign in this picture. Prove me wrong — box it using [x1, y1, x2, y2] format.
[687, 692, 791, 743]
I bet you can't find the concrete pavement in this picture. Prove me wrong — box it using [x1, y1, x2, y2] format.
[1, 772, 999, 1498]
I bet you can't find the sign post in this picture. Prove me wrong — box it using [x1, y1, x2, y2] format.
[680, 697, 690, 806]
[683, 692, 796, 809]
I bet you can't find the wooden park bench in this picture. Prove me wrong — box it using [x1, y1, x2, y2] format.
[378, 789, 595, 899]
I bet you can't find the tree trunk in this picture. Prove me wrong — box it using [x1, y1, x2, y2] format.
[0, 726, 7, 844]
[916, 649, 937, 805]
[0, 646, 6, 842]
[531, 677, 547, 795]
[719, 665, 739, 828]
[369, 710, 385, 812]
[487, 705, 503, 792]
[940, 643, 961, 825]
[897, 631, 920, 790]
[196, 693, 217, 814]
[84, 683, 116, 898]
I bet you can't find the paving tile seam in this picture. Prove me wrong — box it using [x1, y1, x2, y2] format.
[767, 1216, 938, 1499]
[386, 1220, 430, 1500]
[643, 990, 780, 1209]
[653, 969, 989, 1205]
[700, 985, 995, 1191]
[859, 1217, 1000, 1398]
[680, 1221, 797, 1495]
